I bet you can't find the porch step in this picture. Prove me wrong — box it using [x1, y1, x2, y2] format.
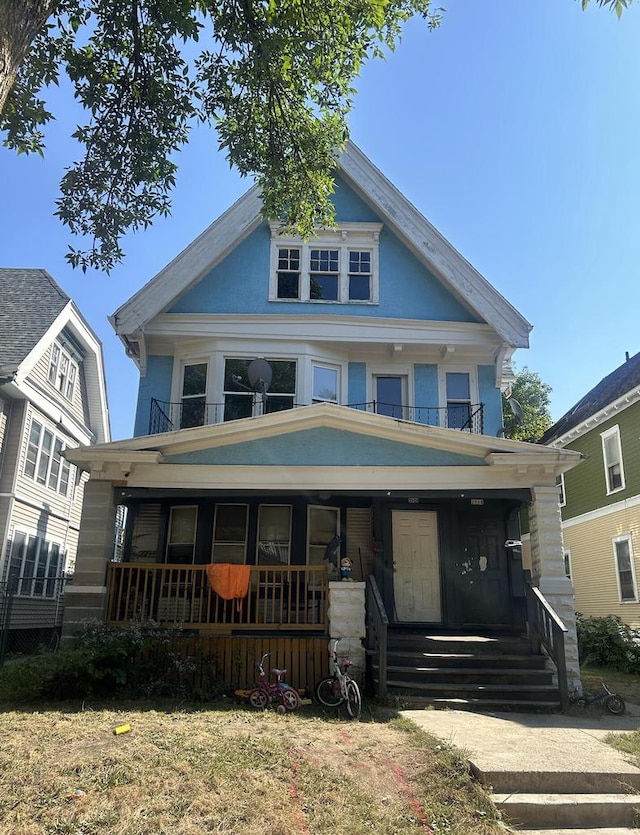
[491, 793, 640, 829]
[375, 630, 561, 711]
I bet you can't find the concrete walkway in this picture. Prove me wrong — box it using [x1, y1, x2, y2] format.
[403, 707, 640, 834]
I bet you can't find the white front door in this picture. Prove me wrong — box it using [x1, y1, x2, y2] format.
[392, 510, 442, 622]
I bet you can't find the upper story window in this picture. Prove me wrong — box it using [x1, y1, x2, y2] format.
[24, 418, 72, 496]
[48, 341, 79, 402]
[270, 222, 382, 304]
[312, 364, 340, 404]
[180, 362, 208, 429]
[601, 425, 625, 494]
[224, 358, 296, 421]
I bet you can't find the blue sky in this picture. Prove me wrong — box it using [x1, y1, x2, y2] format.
[1, 0, 639, 440]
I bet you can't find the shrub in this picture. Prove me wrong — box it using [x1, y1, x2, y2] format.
[0, 621, 201, 702]
[576, 612, 640, 673]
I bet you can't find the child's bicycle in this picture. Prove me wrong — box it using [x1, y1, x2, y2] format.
[572, 682, 626, 715]
[315, 638, 362, 720]
[247, 652, 301, 713]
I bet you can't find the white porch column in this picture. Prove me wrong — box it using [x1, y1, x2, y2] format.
[61, 479, 116, 642]
[529, 484, 580, 693]
[327, 581, 366, 685]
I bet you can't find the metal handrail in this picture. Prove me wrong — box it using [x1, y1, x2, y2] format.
[365, 575, 389, 698]
[149, 397, 485, 435]
[526, 583, 569, 711]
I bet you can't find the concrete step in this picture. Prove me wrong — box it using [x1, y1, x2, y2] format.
[386, 651, 548, 669]
[388, 694, 560, 711]
[386, 665, 554, 685]
[387, 680, 560, 700]
[492, 793, 640, 829]
[475, 766, 640, 794]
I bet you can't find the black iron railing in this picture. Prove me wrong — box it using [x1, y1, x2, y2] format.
[149, 398, 484, 435]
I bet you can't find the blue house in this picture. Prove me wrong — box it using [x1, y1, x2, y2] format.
[63, 144, 582, 708]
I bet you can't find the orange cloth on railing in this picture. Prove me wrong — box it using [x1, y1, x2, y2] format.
[205, 563, 251, 601]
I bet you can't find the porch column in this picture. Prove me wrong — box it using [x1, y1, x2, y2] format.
[528, 484, 580, 693]
[61, 479, 116, 643]
[327, 581, 366, 685]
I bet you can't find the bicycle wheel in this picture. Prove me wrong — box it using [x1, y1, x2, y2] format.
[248, 688, 269, 710]
[315, 677, 342, 707]
[605, 694, 626, 715]
[280, 686, 301, 711]
[345, 679, 361, 720]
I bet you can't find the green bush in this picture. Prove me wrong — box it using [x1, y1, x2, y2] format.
[576, 613, 640, 673]
[0, 621, 201, 702]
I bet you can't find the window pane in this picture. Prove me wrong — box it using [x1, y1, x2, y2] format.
[376, 377, 403, 417]
[224, 393, 253, 422]
[25, 421, 42, 479]
[182, 363, 207, 398]
[8, 532, 27, 581]
[66, 364, 77, 399]
[59, 460, 71, 497]
[37, 430, 53, 484]
[48, 344, 60, 383]
[616, 539, 636, 601]
[446, 372, 471, 400]
[278, 248, 299, 270]
[259, 506, 291, 541]
[265, 396, 294, 414]
[277, 273, 299, 299]
[213, 505, 247, 564]
[313, 366, 338, 402]
[49, 439, 63, 490]
[447, 403, 472, 429]
[167, 506, 197, 563]
[269, 361, 296, 394]
[180, 398, 206, 429]
[308, 506, 339, 565]
[310, 249, 339, 272]
[310, 275, 338, 301]
[349, 250, 371, 273]
[349, 275, 370, 300]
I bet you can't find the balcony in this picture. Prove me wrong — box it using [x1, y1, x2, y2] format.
[148, 398, 484, 435]
[105, 563, 329, 634]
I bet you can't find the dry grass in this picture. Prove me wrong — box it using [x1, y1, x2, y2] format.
[0, 700, 509, 835]
[581, 666, 640, 706]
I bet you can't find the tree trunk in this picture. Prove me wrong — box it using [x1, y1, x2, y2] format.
[0, 0, 60, 114]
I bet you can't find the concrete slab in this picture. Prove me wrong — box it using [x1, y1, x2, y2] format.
[402, 709, 640, 791]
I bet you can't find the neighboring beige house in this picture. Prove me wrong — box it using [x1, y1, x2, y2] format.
[528, 350, 640, 628]
[0, 269, 110, 650]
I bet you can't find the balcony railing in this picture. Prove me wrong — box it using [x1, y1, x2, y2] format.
[105, 562, 329, 633]
[149, 398, 484, 435]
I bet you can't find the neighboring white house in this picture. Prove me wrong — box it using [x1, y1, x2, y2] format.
[0, 268, 110, 650]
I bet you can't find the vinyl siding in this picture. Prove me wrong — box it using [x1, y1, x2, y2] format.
[8, 596, 64, 630]
[0, 398, 25, 493]
[562, 401, 640, 519]
[562, 505, 640, 628]
[29, 344, 89, 428]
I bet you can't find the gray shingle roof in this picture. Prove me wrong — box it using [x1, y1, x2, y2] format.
[540, 350, 640, 445]
[0, 268, 70, 372]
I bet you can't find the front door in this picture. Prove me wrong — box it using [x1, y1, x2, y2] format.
[392, 510, 441, 622]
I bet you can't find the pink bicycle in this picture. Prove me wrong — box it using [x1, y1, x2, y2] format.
[247, 652, 301, 713]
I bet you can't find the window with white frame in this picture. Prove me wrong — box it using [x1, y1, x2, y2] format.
[224, 358, 296, 421]
[180, 362, 208, 429]
[613, 534, 637, 602]
[563, 548, 572, 580]
[166, 505, 198, 563]
[270, 223, 382, 304]
[312, 364, 340, 404]
[307, 505, 339, 565]
[601, 425, 625, 494]
[212, 504, 248, 564]
[8, 531, 65, 597]
[556, 473, 566, 507]
[24, 418, 73, 496]
[445, 372, 472, 429]
[48, 341, 79, 401]
[257, 505, 291, 564]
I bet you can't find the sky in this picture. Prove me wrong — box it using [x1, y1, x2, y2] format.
[1, 0, 640, 441]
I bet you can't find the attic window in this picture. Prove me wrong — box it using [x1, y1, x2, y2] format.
[48, 341, 79, 401]
[269, 222, 382, 304]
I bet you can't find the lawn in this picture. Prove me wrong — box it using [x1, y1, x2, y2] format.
[0, 700, 508, 835]
[580, 665, 640, 706]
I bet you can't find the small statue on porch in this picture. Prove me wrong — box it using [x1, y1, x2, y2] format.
[340, 557, 353, 581]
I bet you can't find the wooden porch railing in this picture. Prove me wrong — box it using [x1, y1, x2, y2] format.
[526, 583, 570, 711]
[365, 575, 388, 698]
[105, 563, 328, 633]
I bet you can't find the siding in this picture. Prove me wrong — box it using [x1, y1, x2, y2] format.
[28, 344, 88, 428]
[562, 505, 640, 628]
[563, 401, 640, 519]
[0, 399, 25, 493]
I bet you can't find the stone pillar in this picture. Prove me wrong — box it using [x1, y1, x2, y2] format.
[529, 484, 580, 694]
[327, 581, 366, 685]
[61, 479, 116, 643]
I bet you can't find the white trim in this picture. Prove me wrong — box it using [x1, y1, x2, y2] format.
[601, 424, 625, 495]
[437, 365, 479, 430]
[612, 533, 638, 604]
[166, 504, 198, 564]
[545, 385, 640, 448]
[312, 362, 341, 404]
[557, 472, 566, 508]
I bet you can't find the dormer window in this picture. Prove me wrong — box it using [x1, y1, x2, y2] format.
[270, 222, 382, 304]
[48, 341, 79, 401]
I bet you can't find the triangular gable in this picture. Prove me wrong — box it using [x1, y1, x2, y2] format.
[110, 143, 531, 357]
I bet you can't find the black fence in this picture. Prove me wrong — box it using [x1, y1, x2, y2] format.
[0, 577, 66, 665]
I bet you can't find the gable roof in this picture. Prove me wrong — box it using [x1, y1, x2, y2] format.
[0, 269, 70, 373]
[541, 351, 640, 446]
[110, 143, 531, 359]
